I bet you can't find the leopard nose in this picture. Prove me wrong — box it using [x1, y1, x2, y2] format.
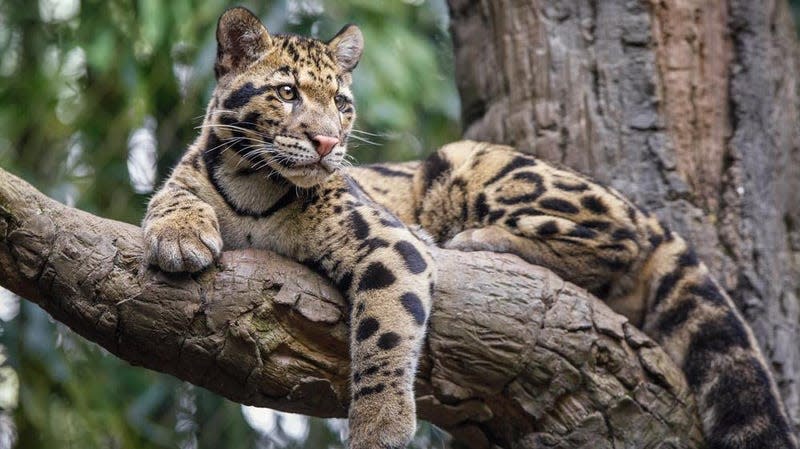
[312, 135, 339, 157]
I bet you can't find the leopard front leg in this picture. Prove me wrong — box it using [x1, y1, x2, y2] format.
[143, 179, 222, 273]
[347, 248, 433, 449]
[304, 194, 434, 449]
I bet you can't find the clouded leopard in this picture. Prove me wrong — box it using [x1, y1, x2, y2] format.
[143, 7, 796, 449]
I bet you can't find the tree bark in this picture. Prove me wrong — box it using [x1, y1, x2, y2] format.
[448, 0, 800, 430]
[0, 166, 704, 448]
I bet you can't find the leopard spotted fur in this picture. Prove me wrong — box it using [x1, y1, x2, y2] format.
[144, 8, 432, 448]
[144, 7, 796, 449]
[350, 141, 797, 449]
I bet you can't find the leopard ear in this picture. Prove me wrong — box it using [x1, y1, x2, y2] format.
[215, 7, 271, 79]
[328, 24, 363, 72]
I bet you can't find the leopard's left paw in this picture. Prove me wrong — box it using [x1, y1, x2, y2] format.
[348, 392, 416, 449]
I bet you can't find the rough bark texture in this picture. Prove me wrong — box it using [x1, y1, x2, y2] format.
[448, 0, 800, 430]
[0, 166, 704, 447]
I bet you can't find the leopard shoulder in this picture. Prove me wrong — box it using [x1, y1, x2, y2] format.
[143, 8, 434, 449]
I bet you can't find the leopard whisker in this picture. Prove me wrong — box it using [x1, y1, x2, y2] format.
[348, 134, 382, 147]
[351, 128, 389, 138]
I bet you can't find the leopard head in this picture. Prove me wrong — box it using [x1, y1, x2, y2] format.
[207, 7, 363, 188]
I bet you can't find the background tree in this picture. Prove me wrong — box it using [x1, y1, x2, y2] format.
[447, 0, 800, 426]
[0, 0, 799, 448]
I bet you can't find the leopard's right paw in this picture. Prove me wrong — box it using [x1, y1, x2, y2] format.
[348, 392, 416, 449]
[143, 214, 222, 273]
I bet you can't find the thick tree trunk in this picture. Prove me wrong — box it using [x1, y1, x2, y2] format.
[0, 165, 704, 447]
[448, 0, 800, 430]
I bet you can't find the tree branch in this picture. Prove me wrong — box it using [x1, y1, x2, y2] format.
[0, 166, 703, 448]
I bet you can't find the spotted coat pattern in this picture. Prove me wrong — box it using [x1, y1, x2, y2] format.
[143, 7, 796, 449]
[143, 8, 432, 449]
[349, 141, 798, 449]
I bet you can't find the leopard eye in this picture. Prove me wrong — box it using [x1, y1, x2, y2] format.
[334, 94, 349, 112]
[277, 85, 298, 102]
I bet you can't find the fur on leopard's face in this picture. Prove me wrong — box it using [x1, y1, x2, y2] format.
[209, 8, 363, 188]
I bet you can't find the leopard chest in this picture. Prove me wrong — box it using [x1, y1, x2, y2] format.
[217, 213, 290, 252]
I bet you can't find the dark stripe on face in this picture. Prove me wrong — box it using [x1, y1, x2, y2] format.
[400, 292, 427, 325]
[394, 241, 428, 274]
[356, 262, 397, 291]
[230, 144, 264, 165]
[421, 151, 452, 193]
[220, 111, 266, 164]
[363, 164, 414, 178]
[223, 82, 270, 109]
[233, 111, 263, 133]
[203, 132, 297, 218]
[484, 155, 532, 186]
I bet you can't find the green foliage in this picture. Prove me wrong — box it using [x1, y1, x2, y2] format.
[793, 0, 800, 36]
[0, 0, 460, 447]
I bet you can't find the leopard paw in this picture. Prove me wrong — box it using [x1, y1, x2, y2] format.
[348, 393, 416, 449]
[143, 212, 222, 273]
